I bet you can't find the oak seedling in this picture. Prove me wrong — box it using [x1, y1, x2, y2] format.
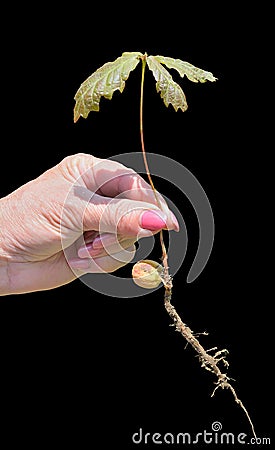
[73, 51, 256, 437]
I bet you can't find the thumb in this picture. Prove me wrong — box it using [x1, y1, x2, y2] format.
[83, 194, 179, 237]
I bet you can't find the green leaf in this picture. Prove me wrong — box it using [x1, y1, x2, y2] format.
[146, 56, 188, 112]
[153, 55, 217, 83]
[74, 51, 142, 122]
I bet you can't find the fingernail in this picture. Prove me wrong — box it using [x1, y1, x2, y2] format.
[69, 258, 91, 269]
[171, 212, 180, 232]
[78, 245, 102, 258]
[140, 210, 167, 231]
[78, 243, 93, 258]
[92, 234, 116, 249]
[91, 236, 103, 248]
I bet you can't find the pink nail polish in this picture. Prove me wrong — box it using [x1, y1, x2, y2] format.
[87, 248, 102, 257]
[78, 244, 102, 258]
[140, 210, 167, 231]
[170, 212, 180, 232]
[78, 243, 94, 258]
[91, 236, 103, 248]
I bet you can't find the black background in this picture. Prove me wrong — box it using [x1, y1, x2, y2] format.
[0, 4, 273, 449]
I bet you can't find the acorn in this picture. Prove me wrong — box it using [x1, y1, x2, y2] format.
[132, 259, 163, 289]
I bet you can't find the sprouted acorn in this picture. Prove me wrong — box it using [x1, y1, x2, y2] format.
[132, 260, 164, 289]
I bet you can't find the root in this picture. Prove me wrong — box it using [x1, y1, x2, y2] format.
[163, 279, 257, 439]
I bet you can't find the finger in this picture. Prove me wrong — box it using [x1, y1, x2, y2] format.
[83, 195, 179, 236]
[91, 233, 120, 249]
[78, 237, 136, 259]
[78, 233, 129, 258]
[69, 245, 136, 273]
[83, 233, 136, 251]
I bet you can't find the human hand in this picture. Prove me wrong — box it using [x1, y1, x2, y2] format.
[0, 153, 179, 295]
